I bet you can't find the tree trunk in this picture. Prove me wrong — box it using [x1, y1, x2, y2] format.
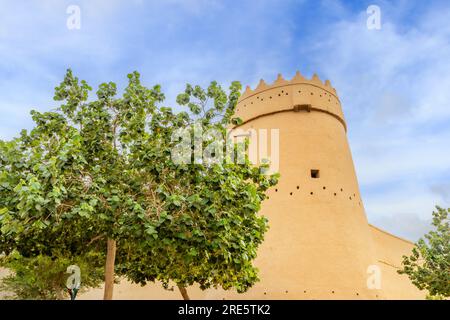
[103, 238, 117, 300]
[178, 285, 190, 300]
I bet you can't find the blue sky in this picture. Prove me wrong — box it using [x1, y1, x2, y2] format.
[1, 0, 450, 241]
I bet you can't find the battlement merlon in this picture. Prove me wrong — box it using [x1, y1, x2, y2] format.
[234, 72, 347, 132]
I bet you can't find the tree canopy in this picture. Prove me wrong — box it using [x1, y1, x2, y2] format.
[398, 206, 450, 299]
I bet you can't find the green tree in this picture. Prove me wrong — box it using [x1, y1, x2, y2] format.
[116, 82, 278, 299]
[0, 70, 278, 300]
[398, 206, 450, 299]
[0, 70, 171, 299]
[0, 250, 103, 300]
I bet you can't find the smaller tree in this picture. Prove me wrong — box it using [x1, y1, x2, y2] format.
[0, 250, 104, 300]
[398, 206, 450, 299]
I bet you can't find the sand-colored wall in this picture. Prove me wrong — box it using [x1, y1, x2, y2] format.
[79, 223, 425, 300]
[224, 75, 380, 299]
[369, 225, 425, 299]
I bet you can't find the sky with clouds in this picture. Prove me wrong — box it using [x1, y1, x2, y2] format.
[1, 0, 449, 241]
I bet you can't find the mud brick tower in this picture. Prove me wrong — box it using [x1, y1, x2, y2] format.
[222, 72, 423, 299]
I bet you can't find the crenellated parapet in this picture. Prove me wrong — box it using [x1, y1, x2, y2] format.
[235, 72, 347, 131]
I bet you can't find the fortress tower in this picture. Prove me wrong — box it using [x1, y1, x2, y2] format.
[79, 72, 424, 300]
[227, 72, 380, 299]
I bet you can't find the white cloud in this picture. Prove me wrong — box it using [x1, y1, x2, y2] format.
[370, 212, 432, 242]
[303, 3, 450, 239]
[430, 183, 450, 203]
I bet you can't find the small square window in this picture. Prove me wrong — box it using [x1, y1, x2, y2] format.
[311, 169, 320, 178]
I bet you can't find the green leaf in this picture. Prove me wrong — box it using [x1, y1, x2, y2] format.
[145, 225, 157, 236]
